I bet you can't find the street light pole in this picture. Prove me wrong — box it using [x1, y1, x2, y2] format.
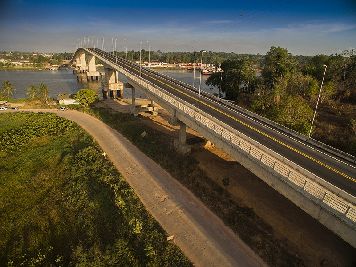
[139, 41, 142, 77]
[219, 63, 223, 98]
[198, 50, 206, 96]
[308, 64, 327, 138]
[124, 38, 128, 59]
[114, 38, 118, 63]
[147, 41, 151, 68]
[193, 62, 196, 88]
[111, 37, 114, 55]
[101, 37, 105, 51]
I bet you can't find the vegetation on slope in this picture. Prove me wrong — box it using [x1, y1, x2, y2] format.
[0, 112, 191, 266]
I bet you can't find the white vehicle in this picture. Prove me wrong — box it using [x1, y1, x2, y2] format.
[0, 106, 7, 111]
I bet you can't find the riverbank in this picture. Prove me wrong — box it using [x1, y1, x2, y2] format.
[0, 67, 47, 71]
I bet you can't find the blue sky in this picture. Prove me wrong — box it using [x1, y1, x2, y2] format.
[0, 0, 355, 55]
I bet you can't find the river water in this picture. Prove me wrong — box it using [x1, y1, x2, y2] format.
[0, 68, 218, 99]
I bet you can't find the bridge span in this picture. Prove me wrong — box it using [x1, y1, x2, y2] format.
[72, 48, 356, 247]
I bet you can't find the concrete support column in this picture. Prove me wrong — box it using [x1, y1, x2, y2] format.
[104, 68, 124, 98]
[79, 52, 87, 73]
[131, 87, 136, 114]
[87, 54, 96, 72]
[102, 89, 108, 99]
[178, 122, 187, 145]
[174, 120, 191, 154]
[86, 54, 100, 81]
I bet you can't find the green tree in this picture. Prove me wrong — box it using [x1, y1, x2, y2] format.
[38, 83, 49, 103]
[262, 46, 297, 88]
[26, 85, 38, 100]
[1, 80, 15, 99]
[207, 58, 256, 100]
[273, 95, 313, 134]
[75, 89, 98, 107]
[252, 73, 315, 134]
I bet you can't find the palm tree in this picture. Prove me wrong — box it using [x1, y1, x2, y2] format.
[26, 85, 38, 100]
[38, 83, 49, 103]
[1, 80, 15, 99]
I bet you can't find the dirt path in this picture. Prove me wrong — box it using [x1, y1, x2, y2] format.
[19, 109, 265, 267]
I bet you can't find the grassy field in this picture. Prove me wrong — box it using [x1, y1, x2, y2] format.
[0, 112, 191, 266]
[87, 106, 304, 267]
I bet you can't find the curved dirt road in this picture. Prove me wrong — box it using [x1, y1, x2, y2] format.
[17, 109, 265, 267]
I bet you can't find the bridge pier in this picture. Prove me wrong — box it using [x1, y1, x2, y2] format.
[86, 54, 100, 81]
[102, 88, 109, 99]
[174, 120, 191, 154]
[103, 68, 124, 99]
[131, 86, 136, 114]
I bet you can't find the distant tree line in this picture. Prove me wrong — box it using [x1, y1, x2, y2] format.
[113, 50, 263, 65]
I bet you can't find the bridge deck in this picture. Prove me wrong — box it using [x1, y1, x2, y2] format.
[87, 48, 356, 196]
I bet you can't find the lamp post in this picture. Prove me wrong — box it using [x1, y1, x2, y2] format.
[198, 50, 206, 96]
[147, 40, 151, 68]
[308, 64, 327, 138]
[124, 38, 128, 59]
[101, 37, 105, 51]
[193, 62, 196, 88]
[139, 41, 142, 77]
[218, 63, 223, 98]
[111, 37, 114, 55]
[114, 38, 118, 63]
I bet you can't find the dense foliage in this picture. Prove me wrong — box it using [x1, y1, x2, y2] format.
[26, 83, 50, 103]
[0, 113, 191, 266]
[206, 46, 355, 141]
[75, 89, 99, 107]
[0, 80, 15, 99]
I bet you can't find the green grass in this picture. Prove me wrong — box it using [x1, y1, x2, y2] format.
[87, 106, 305, 267]
[0, 112, 191, 266]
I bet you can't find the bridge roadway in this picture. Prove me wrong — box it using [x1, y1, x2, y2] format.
[87, 48, 356, 196]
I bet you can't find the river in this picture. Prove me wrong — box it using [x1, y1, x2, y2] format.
[0, 68, 219, 99]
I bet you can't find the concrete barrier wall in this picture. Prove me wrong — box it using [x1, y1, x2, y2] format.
[87, 49, 356, 247]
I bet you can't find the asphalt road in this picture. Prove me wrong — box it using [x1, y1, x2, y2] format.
[87, 48, 356, 196]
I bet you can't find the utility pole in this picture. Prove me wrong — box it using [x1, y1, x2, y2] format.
[309, 64, 327, 138]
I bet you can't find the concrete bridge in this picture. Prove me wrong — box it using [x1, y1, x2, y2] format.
[72, 48, 356, 247]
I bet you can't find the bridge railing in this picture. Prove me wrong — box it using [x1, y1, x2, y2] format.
[90, 47, 355, 166]
[85, 48, 356, 229]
